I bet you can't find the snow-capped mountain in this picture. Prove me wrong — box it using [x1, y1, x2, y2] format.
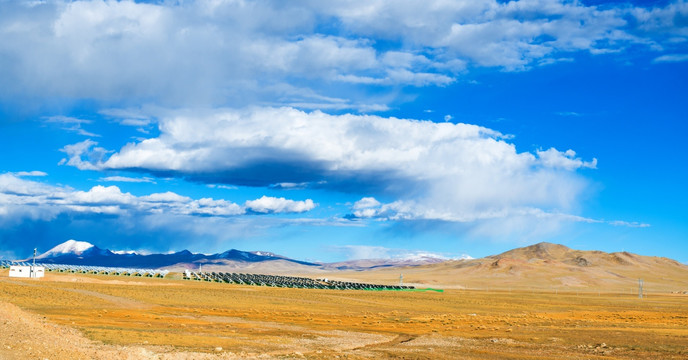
[31, 240, 318, 269]
[29, 240, 457, 271]
[36, 239, 111, 259]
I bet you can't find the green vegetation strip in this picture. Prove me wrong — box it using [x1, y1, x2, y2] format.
[364, 288, 444, 293]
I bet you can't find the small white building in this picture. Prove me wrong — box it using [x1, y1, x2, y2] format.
[9, 265, 44, 278]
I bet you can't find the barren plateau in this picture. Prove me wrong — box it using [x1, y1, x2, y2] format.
[1, 243, 687, 359]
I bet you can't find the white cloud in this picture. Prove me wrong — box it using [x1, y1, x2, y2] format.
[99, 108, 155, 127]
[269, 182, 308, 190]
[608, 220, 651, 228]
[43, 115, 100, 137]
[353, 197, 381, 210]
[140, 192, 191, 204]
[536, 148, 598, 170]
[59, 106, 614, 235]
[207, 184, 238, 190]
[0, 1, 682, 108]
[0, 173, 316, 224]
[71, 185, 135, 206]
[245, 196, 316, 214]
[185, 198, 244, 217]
[0, 0, 456, 109]
[58, 139, 110, 170]
[632, 2, 688, 36]
[100, 176, 156, 183]
[347, 197, 648, 239]
[13, 171, 47, 177]
[653, 53, 688, 63]
[44, 115, 91, 125]
[316, 0, 652, 70]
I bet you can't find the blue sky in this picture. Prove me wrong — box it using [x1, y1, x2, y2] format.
[0, 0, 686, 263]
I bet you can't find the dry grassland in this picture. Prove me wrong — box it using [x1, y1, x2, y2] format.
[1, 270, 687, 359]
[326, 249, 688, 294]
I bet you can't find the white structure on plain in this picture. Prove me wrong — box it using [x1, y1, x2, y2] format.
[9, 247, 45, 278]
[9, 265, 44, 278]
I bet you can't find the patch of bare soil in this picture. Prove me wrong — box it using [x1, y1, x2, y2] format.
[0, 298, 404, 359]
[0, 301, 262, 359]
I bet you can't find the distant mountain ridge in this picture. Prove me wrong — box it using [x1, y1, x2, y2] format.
[31, 240, 320, 269]
[337, 241, 688, 292]
[14, 241, 688, 291]
[487, 241, 686, 268]
[24, 240, 454, 272]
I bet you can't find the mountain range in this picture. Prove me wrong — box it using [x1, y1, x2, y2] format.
[328, 242, 688, 292]
[21, 241, 688, 291]
[26, 240, 448, 272]
[31, 240, 320, 270]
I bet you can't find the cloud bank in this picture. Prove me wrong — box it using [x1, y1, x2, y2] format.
[58, 106, 605, 238]
[1, 0, 685, 108]
[0, 173, 315, 224]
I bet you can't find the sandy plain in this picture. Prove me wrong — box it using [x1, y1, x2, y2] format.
[1, 268, 687, 360]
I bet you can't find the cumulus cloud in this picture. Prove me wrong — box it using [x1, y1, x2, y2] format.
[0, 0, 456, 109]
[313, 0, 682, 70]
[140, 191, 191, 204]
[353, 197, 381, 210]
[70, 185, 135, 206]
[0, 0, 684, 108]
[0, 173, 315, 224]
[58, 139, 110, 170]
[56, 106, 619, 235]
[185, 198, 244, 217]
[245, 196, 316, 214]
[536, 148, 598, 170]
[631, 1, 688, 36]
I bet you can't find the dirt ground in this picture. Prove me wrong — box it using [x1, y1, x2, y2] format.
[1, 271, 687, 359]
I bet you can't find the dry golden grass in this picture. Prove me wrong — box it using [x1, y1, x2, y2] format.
[324, 243, 688, 294]
[1, 269, 687, 359]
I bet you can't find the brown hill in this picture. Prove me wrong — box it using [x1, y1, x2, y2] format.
[317, 242, 688, 293]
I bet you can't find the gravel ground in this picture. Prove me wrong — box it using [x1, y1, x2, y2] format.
[0, 301, 270, 360]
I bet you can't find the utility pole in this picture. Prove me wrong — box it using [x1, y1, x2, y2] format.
[399, 273, 403, 286]
[638, 279, 643, 299]
[31, 248, 37, 278]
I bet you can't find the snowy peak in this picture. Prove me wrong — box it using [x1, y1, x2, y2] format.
[37, 239, 95, 259]
[252, 251, 277, 257]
